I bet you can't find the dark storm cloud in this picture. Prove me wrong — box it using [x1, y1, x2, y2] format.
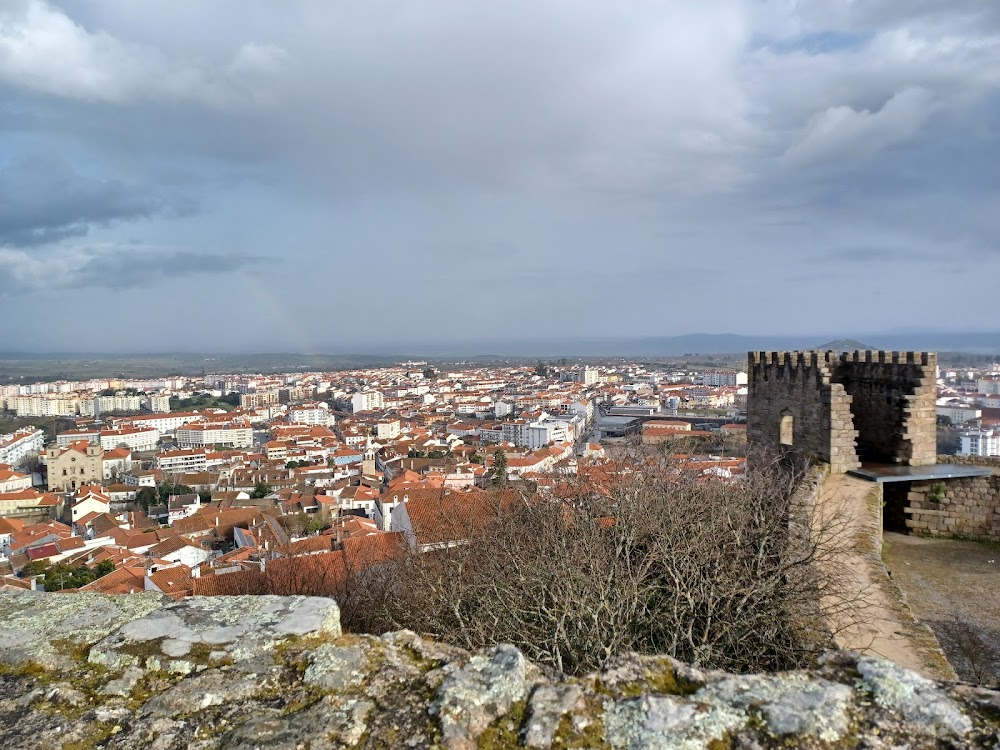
[70, 248, 267, 289]
[0, 0, 998, 350]
[0, 156, 195, 245]
[0, 245, 267, 296]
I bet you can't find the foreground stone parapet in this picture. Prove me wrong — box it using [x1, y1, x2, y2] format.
[1, 590, 999, 749]
[88, 593, 342, 674]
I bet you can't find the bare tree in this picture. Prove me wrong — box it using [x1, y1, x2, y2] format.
[342, 443, 868, 676]
[262, 540, 346, 598]
[941, 620, 999, 685]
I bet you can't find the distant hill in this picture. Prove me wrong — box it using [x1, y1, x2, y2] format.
[815, 339, 876, 351]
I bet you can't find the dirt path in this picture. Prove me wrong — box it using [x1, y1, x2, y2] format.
[818, 474, 955, 679]
[883, 533, 1000, 683]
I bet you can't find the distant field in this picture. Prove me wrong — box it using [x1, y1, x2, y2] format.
[0, 353, 414, 383]
[0, 348, 989, 385]
[0, 351, 748, 383]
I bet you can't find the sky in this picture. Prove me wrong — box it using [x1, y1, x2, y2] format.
[0, 0, 998, 353]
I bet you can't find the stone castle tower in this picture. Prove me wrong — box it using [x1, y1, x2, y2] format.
[747, 350, 937, 473]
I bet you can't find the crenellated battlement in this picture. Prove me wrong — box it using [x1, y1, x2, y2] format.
[749, 350, 837, 368]
[748, 350, 835, 386]
[841, 350, 935, 367]
[749, 350, 935, 368]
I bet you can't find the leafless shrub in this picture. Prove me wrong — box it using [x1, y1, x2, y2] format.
[342, 442, 865, 676]
[939, 619, 999, 685]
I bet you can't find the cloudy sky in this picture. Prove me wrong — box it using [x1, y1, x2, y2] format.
[0, 0, 998, 352]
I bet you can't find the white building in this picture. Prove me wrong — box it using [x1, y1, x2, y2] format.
[175, 422, 254, 449]
[102, 449, 133, 481]
[97, 394, 143, 413]
[57, 428, 101, 448]
[71, 489, 111, 523]
[501, 420, 528, 446]
[143, 395, 172, 413]
[288, 403, 333, 426]
[977, 378, 1000, 395]
[525, 420, 570, 449]
[130, 411, 207, 435]
[937, 405, 982, 425]
[0, 427, 45, 467]
[960, 429, 1000, 457]
[376, 419, 401, 440]
[156, 448, 214, 473]
[10, 395, 87, 417]
[99, 426, 160, 452]
[0, 465, 32, 493]
[351, 391, 385, 413]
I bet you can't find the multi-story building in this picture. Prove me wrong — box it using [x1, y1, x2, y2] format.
[376, 419, 401, 440]
[698, 370, 748, 387]
[937, 405, 982, 425]
[960, 429, 1000, 457]
[99, 425, 160, 452]
[735, 387, 748, 409]
[501, 420, 528, 446]
[175, 421, 254, 449]
[977, 378, 1000, 395]
[288, 403, 333, 426]
[143, 395, 172, 413]
[0, 427, 45, 467]
[560, 368, 599, 385]
[97, 394, 143, 413]
[10, 395, 86, 417]
[130, 411, 205, 435]
[351, 391, 385, 413]
[156, 448, 218, 473]
[525, 419, 570, 449]
[478, 423, 504, 443]
[240, 390, 280, 409]
[279, 386, 311, 403]
[57, 428, 101, 448]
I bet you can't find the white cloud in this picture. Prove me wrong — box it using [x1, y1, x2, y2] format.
[0, 0, 285, 106]
[228, 42, 289, 76]
[781, 86, 936, 166]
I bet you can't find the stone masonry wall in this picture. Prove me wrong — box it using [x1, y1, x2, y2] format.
[834, 351, 937, 466]
[747, 351, 860, 473]
[906, 471, 1000, 540]
[2, 590, 1000, 750]
[939, 455, 1000, 468]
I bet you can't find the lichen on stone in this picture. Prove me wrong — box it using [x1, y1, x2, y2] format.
[603, 693, 746, 750]
[857, 655, 973, 737]
[0, 591, 997, 749]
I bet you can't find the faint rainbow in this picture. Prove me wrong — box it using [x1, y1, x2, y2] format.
[237, 270, 317, 357]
